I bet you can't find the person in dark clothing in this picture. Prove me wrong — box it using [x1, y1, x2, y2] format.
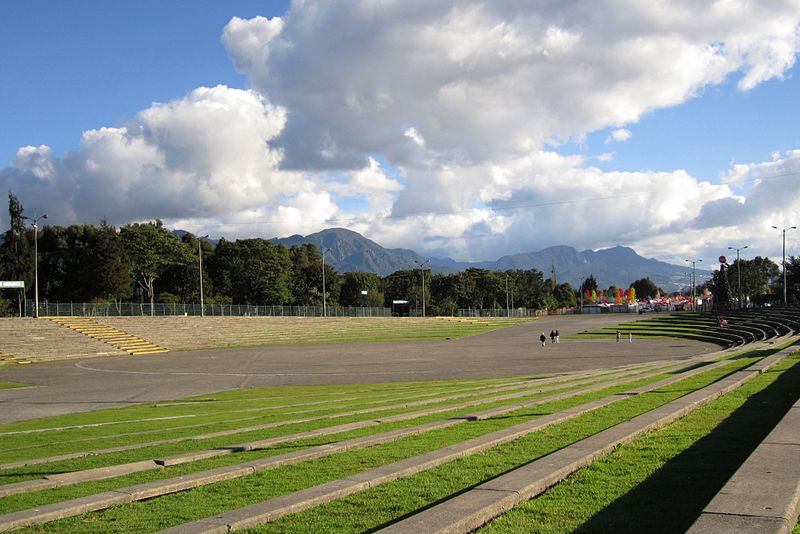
[540, 332, 547, 347]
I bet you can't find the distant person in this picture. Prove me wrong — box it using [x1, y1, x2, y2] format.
[616, 331, 621, 343]
[555, 329, 560, 343]
[628, 332, 633, 343]
[550, 330, 556, 344]
[540, 332, 547, 347]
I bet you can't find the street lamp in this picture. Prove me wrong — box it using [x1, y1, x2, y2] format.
[505, 272, 510, 317]
[198, 235, 209, 316]
[321, 247, 331, 317]
[22, 214, 47, 318]
[684, 259, 702, 312]
[727, 245, 749, 309]
[413, 259, 430, 317]
[772, 225, 797, 306]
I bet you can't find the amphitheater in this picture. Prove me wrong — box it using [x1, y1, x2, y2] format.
[0, 308, 798, 533]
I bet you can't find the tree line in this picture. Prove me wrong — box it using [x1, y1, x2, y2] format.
[2, 194, 796, 315]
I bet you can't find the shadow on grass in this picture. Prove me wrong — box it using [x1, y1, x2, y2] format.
[576, 356, 800, 534]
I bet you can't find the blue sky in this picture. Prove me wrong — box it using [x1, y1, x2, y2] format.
[0, 1, 288, 165]
[2, 2, 799, 264]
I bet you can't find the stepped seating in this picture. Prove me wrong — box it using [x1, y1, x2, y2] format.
[1, 333, 799, 533]
[45, 317, 169, 356]
[0, 318, 127, 362]
[94, 316, 493, 352]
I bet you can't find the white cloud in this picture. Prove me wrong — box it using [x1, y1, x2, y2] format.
[606, 128, 632, 144]
[223, 1, 800, 169]
[3, 1, 800, 266]
[0, 85, 327, 234]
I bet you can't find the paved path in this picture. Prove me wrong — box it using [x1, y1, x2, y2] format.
[0, 315, 712, 424]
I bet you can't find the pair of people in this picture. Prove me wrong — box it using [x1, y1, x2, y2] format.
[540, 330, 560, 346]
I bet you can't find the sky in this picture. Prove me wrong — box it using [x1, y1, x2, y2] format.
[2, 0, 800, 267]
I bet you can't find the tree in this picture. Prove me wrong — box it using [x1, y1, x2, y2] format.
[727, 256, 779, 305]
[705, 266, 732, 310]
[785, 256, 800, 304]
[0, 193, 32, 314]
[581, 275, 598, 294]
[340, 272, 383, 307]
[630, 277, 659, 299]
[120, 221, 193, 313]
[552, 282, 576, 308]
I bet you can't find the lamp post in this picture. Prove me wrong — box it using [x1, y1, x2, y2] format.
[321, 247, 331, 317]
[684, 259, 702, 312]
[413, 259, 430, 317]
[727, 245, 749, 309]
[772, 225, 797, 306]
[198, 235, 209, 316]
[505, 272, 510, 317]
[22, 214, 47, 318]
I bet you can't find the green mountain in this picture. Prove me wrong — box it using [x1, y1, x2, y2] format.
[271, 228, 707, 292]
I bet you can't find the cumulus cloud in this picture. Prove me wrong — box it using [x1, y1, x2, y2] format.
[606, 128, 632, 144]
[223, 1, 800, 169]
[3, 1, 800, 265]
[0, 85, 340, 235]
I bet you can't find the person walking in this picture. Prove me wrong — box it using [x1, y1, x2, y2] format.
[616, 331, 621, 343]
[555, 329, 560, 343]
[540, 332, 547, 347]
[628, 332, 633, 343]
[549, 330, 556, 344]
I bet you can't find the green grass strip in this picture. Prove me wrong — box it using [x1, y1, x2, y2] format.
[0, 381, 28, 389]
[21, 356, 759, 532]
[478, 352, 800, 533]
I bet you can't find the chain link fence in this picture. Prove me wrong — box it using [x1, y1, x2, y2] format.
[24, 301, 550, 318]
[28, 301, 391, 318]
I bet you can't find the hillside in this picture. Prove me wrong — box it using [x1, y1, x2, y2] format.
[271, 228, 708, 291]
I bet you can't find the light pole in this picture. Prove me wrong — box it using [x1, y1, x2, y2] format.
[413, 259, 430, 317]
[505, 272, 510, 317]
[321, 247, 331, 317]
[22, 214, 47, 318]
[684, 259, 702, 312]
[727, 245, 749, 309]
[773, 225, 797, 306]
[198, 235, 209, 316]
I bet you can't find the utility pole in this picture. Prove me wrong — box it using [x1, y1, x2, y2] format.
[413, 259, 430, 317]
[727, 245, 748, 309]
[772, 225, 796, 306]
[22, 213, 47, 318]
[684, 259, 702, 312]
[198, 235, 209, 316]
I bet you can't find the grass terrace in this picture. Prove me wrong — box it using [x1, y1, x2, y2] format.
[0, 333, 798, 532]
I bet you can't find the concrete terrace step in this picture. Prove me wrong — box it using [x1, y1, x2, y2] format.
[375, 347, 795, 534]
[158, 351, 791, 534]
[0, 361, 678, 497]
[687, 399, 800, 533]
[46, 317, 169, 356]
[0, 318, 129, 362]
[0, 357, 722, 529]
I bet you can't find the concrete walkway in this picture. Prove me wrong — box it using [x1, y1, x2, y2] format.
[688, 399, 800, 533]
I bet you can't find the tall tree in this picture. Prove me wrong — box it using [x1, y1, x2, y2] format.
[630, 277, 659, 299]
[120, 221, 193, 313]
[92, 220, 132, 304]
[0, 193, 32, 313]
[340, 272, 383, 307]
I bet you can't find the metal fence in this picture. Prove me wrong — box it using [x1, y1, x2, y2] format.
[22, 301, 552, 318]
[27, 301, 392, 318]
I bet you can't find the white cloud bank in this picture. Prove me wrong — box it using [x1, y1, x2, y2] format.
[3, 1, 800, 264]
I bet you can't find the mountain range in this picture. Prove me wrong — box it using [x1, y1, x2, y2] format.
[273, 228, 709, 292]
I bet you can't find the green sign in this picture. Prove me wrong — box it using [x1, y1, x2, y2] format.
[0, 281, 24, 289]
